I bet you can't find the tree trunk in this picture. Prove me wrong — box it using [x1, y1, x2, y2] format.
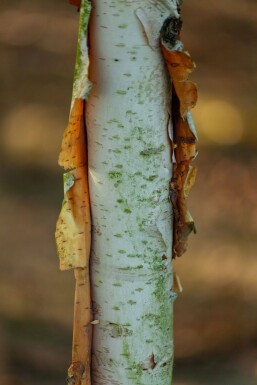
[86, 1, 177, 384]
[56, 0, 198, 384]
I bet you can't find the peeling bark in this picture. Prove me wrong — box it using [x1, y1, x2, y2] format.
[160, 15, 198, 258]
[56, 0, 197, 384]
[56, 3, 92, 382]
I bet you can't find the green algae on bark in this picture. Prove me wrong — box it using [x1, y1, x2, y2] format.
[72, 0, 92, 103]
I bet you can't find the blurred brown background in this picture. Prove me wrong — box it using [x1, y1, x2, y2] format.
[0, 0, 256, 384]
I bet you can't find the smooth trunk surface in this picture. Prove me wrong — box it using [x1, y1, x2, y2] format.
[86, 1, 177, 384]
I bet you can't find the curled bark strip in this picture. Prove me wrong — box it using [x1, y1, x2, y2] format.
[161, 48, 197, 118]
[171, 87, 197, 258]
[56, 2, 92, 381]
[55, 166, 91, 270]
[59, 99, 87, 170]
[68, 268, 92, 385]
[56, 99, 91, 270]
[161, 15, 198, 258]
[173, 272, 183, 293]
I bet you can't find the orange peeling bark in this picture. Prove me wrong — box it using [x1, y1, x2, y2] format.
[56, 98, 92, 384]
[161, 21, 198, 259]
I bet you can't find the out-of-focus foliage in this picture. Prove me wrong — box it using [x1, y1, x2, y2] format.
[0, 1, 256, 384]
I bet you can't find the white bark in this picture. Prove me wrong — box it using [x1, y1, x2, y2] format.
[86, 1, 178, 384]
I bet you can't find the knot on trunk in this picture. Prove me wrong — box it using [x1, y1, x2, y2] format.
[160, 16, 182, 47]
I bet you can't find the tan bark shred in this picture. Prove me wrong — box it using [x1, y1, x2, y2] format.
[161, 22, 198, 259]
[173, 272, 183, 293]
[67, 268, 92, 385]
[59, 98, 87, 170]
[56, 97, 92, 384]
[55, 166, 91, 270]
[56, 98, 91, 270]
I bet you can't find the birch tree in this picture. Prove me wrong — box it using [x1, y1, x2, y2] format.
[56, 1, 198, 385]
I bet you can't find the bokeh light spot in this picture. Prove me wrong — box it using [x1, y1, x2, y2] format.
[198, 100, 243, 145]
[1, 104, 65, 168]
